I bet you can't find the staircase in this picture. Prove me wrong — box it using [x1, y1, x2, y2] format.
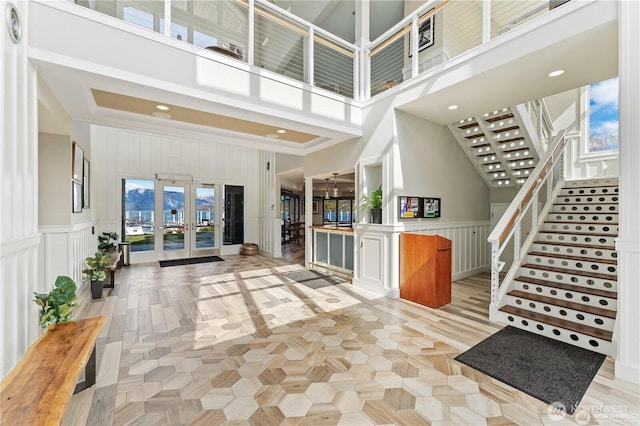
[447, 105, 544, 188]
[495, 178, 619, 356]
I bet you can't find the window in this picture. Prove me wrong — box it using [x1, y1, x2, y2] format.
[323, 198, 354, 227]
[588, 77, 619, 152]
[122, 179, 155, 252]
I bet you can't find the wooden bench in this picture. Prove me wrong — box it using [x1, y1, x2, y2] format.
[0, 316, 106, 425]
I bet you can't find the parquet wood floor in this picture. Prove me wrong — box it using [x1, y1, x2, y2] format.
[63, 255, 639, 425]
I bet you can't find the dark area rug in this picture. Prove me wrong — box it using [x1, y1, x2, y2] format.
[283, 270, 345, 289]
[159, 256, 224, 267]
[455, 326, 605, 415]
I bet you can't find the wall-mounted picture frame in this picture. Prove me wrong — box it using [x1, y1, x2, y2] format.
[72, 142, 83, 182]
[83, 158, 90, 208]
[399, 196, 420, 218]
[313, 200, 319, 214]
[72, 181, 83, 213]
[423, 197, 441, 218]
[409, 14, 435, 57]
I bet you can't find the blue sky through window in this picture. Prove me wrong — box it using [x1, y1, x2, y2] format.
[589, 77, 618, 152]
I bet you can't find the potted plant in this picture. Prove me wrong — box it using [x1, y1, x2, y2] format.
[98, 231, 122, 269]
[33, 275, 77, 332]
[98, 232, 119, 253]
[85, 252, 111, 299]
[359, 184, 383, 224]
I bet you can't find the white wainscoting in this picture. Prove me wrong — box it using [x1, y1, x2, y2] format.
[39, 223, 94, 293]
[353, 221, 490, 299]
[1, 236, 41, 377]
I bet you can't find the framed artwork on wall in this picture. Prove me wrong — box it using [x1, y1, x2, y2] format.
[83, 159, 90, 208]
[313, 200, 319, 214]
[72, 142, 83, 182]
[72, 181, 82, 213]
[408, 14, 435, 57]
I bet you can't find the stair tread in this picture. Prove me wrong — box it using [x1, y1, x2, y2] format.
[544, 221, 618, 225]
[521, 263, 617, 281]
[562, 184, 618, 189]
[538, 230, 617, 237]
[533, 241, 615, 250]
[499, 305, 613, 341]
[514, 276, 617, 299]
[528, 251, 617, 265]
[507, 290, 617, 318]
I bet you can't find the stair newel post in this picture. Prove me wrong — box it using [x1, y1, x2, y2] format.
[490, 240, 499, 306]
[513, 221, 521, 267]
[531, 192, 539, 233]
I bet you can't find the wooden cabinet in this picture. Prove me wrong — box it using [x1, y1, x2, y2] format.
[399, 233, 452, 308]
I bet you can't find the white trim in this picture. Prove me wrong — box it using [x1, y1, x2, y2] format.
[38, 222, 93, 234]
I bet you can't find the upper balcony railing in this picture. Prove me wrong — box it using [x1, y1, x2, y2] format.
[74, 0, 568, 101]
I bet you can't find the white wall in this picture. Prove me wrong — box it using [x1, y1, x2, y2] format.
[90, 125, 261, 261]
[615, 0, 640, 385]
[1, 0, 41, 377]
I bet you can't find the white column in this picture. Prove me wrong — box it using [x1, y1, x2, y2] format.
[354, 0, 370, 101]
[615, 0, 640, 385]
[304, 177, 314, 268]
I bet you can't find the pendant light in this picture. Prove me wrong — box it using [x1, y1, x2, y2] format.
[324, 178, 330, 199]
[333, 173, 339, 197]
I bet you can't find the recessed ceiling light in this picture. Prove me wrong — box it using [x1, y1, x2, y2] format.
[156, 105, 170, 110]
[266, 134, 279, 139]
[152, 111, 171, 119]
[277, 129, 286, 134]
[448, 105, 459, 110]
[548, 69, 565, 77]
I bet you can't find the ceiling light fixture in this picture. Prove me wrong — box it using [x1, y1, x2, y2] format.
[548, 69, 565, 77]
[156, 105, 170, 110]
[448, 105, 458, 110]
[333, 173, 339, 197]
[277, 129, 286, 134]
[325, 178, 330, 200]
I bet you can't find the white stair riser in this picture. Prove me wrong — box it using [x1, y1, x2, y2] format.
[552, 204, 618, 213]
[526, 255, 617, 276]
[559, 187, 618, 197]
[505, 295, 616, 329]
[519, 266, 617, 293]
[493, 310, 615, 356]
[538, 232, 616, 247]
[532, 243, 617, 262]
[513, 280, 618, 310]
[546, 212, 618, 223]
[542, 222, 618, 235]
[556, 195, 619, 204]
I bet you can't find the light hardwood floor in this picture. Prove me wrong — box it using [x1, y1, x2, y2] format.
[63, 254, 639, 425]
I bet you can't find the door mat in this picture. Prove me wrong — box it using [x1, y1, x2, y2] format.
[455, 326, 605, 415]
[159, 256, 224, 267]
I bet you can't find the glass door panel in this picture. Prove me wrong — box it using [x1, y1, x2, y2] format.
[162, 185, 187, 251]
[193, 185, 215, 254]
[223, 185, 244, 245]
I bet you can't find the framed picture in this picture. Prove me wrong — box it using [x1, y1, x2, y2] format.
[423, 197, 441, 218]
[83, 159, 90, 208]
[313, 200, 319, 214]
[399, 196, 420, 219]
[72, 142, 83, 182]
[409, 15, 435, 56]
[72, 181, 83, 213]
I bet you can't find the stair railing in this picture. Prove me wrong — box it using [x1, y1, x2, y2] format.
[488, 130, 568, 308]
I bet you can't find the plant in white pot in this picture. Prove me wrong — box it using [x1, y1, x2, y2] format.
[85, 252, 111, 299]
[359, 184, 383, 224]
[33, 275, 77, 332]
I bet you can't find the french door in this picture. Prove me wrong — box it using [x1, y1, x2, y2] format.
[156, 181, 216, 260]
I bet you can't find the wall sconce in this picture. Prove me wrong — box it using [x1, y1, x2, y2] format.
[333, 173, 339, 197]
[324, 178, 330, 199]
[266, 161, 270, 170]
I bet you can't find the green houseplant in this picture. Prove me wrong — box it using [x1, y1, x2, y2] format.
[98, 232, 119, 253]
[359, 184, 383, 224]
[33, 275, 77, 332]
[85, 251, 111, 299]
